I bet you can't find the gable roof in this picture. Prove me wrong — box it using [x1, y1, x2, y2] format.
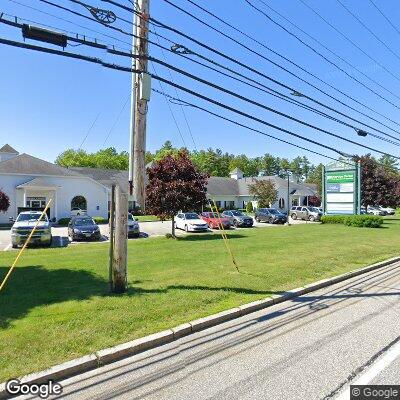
[0, 144, 18, 153]
[16, 178, 59, 189]
[69, 167, 130, 193]
[0, 153, 82, 177]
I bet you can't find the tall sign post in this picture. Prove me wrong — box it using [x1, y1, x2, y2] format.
[323, 159, 362, 215]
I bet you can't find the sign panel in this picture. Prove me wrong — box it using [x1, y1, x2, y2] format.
[323, 161, 361, 215]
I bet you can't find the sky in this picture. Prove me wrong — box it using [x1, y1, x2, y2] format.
[1, 0, 400, 166]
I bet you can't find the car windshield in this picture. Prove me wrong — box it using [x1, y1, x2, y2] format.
[231, 211, 243, 216]
[207, 213, 219, 218]
[16, 213, 48, 222]
[309, 207, 319, 212]
[267, 209, 279, 214]
[185, 213, 199, 220]
[75, 218, 95, 226]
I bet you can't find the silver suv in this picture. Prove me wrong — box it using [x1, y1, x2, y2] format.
[290, 206, 322, 222]
[11, 211, 52, 248]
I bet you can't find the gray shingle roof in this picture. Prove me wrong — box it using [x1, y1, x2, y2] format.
[207, 177, 239, 196]
[0, 144, 18, 153]
[0, 154, 83, 177]
[16, 177, 59, 188]
[69, 167, 129, 193]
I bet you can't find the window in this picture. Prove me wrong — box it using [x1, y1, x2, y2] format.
[278, 198, 285, 209]
[215, 201, 222, 209]
[226, 201, 235, 209]
[26, 197, 46, 208]
[71, 196, 87, 211]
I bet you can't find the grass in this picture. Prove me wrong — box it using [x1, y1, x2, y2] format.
[134, 214, 165, 222]
[0, 217, 399, 381]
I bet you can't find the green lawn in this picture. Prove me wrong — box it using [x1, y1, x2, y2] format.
[134, 215, 165, 222]
[0, 217, 399, 381]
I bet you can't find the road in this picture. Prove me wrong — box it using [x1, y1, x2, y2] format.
[0, 219, 296, 251]
[19, 261, 400, 400]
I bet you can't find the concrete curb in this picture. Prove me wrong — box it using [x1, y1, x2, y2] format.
[1, 256, 399, 399]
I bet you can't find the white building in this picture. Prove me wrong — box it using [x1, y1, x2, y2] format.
[207, 168, 318, 211]
[0, 144, 109, 224]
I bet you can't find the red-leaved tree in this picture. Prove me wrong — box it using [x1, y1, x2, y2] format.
[0, 190, 10, 213]
[146, 150, 208, 237]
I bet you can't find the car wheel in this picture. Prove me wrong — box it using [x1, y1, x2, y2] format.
[255, 217, 260, 223]
[268, 217, 274, 224]
[309, 215, 315, 222]
[12, 244, 18, 249]
[291, 213, 297, 220]
[233, 220, 238, 228]
[185, 225, 189, 232]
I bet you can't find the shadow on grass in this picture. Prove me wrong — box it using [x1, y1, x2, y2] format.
[177, 233, 246, 242]
[167, 284, 276, 296]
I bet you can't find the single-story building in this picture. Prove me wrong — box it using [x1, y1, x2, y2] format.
[0, 144, 109, 224]
[207, 168, 318, 212]
[0, 144, 318, 224]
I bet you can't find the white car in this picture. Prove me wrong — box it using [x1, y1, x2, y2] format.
[379, 206, 396, 215]
[175, 212, 209, 232]
[71, 207, 87, 216]
[367, 207, 386, 216]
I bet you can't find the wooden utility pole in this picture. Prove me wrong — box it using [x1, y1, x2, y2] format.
[129, 0, 150, 211]
[112, 185, 128, 293]
[108, 184, 115, 291]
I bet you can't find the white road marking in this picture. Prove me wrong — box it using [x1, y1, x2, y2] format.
[336, 339, 400, 399]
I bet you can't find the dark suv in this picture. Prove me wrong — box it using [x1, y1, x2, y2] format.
[255, 208, 287, 224]
[68, 216, 101, 241]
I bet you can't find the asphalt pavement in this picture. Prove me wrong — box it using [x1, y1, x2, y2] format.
[18, 260, 400, 400]
[0, 218, 293, 251]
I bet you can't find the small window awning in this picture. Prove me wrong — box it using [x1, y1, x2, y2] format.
[290, 188, 316, 197]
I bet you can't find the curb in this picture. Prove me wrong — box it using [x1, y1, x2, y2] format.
[1, 256, 399, 398]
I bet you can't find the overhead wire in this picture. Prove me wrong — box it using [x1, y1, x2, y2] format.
[1, 36, 398, 162]
[38, 0, 400, 142]
[244, 0, 400, 113]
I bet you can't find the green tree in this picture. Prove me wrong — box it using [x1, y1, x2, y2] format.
[246, 201, 254, 213]
[248, 179, 278, 208]
[378, 155, 399, 175]
[306, 163, 323, 196]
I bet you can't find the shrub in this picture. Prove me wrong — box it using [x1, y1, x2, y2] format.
[246, 202, 254, 213]
[57, 218, 71, 226]
[93, 217, 108, 224]
[321, 215, 383, 228]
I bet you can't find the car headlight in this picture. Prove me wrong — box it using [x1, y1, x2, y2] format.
[11, 228, 18, 234]
[74, 228, 81, 233]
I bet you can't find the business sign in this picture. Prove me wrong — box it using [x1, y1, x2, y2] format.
[323, 161, 361, 215]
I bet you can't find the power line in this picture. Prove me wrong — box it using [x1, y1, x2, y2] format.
[1, 36, 398, 161]
[296, 0, 400, 99]
[80, 112, 100, 148]
[147, 0, 400, 137]
[184, 0, 400, 114]
[244, 0, 400, 114]
[39, 0, 400, 141]
[335, 0, 400, 63]
[103, 94, 130, 145]
[150, 60, 188, 148]
[152, 25, 198, 150]
[151, 88, 341, 163]
[369, 0, 400, 38]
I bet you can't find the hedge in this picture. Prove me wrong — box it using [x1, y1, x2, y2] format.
[321, 214, 383, 228]
[57, 217, 108, 225]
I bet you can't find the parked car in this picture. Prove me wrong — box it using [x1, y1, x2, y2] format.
[255, 208, 287, 224]
[175, 212, 209, 232]
[11, 211, 52, 248]
[290, 206, 322, 222]
[200, 212, 231, 229]
[367, 206, 386, 216]
[222, 210, 254, 227]
[68, 216, 101, 241]
[379, 206, 396, 215]
[127, 213, 140, 238]
[70, 207, 87, 216]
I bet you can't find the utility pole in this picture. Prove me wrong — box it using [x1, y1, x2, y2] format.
[129, 0, 151, 211]
[112, 185, 128, 293]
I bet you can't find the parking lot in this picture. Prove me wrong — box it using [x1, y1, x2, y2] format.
[0, 217, 314, 251]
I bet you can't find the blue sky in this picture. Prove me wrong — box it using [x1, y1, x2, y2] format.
[1, 0, 400, 165]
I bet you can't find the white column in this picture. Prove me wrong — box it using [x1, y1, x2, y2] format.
[54, 190, 58, 221]
[23, 189, 26, 207]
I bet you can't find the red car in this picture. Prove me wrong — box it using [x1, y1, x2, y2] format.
[200, 212, 231, 229]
